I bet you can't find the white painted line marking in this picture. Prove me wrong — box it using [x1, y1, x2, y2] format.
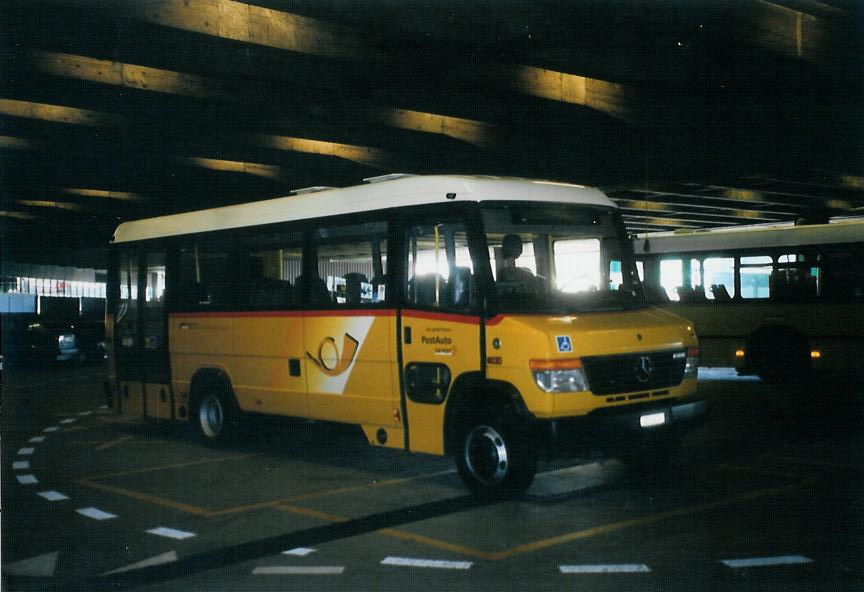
[43, 427, 60, 432]
[560, 564, 651, 574]
[59, 418, 78, 424]
[29, 436, 47, 443]
[13, 461, 31, 470]
[102, 551, 178, 575]
[18, 447, 35, 455]
[17, 474, 39, 485]
[78, 411, 93, 416]
[146, 527, 196, 540]
[253, 566, 345, 575]
[38, 490, 70, 501]
[4, 551, 60, 577]
[99, 405, 109, 409]
[381, 556, 473, 570]
[722, 555, 813, 568]
[76, 507, 118, 521]
[283, 547, 317, 556]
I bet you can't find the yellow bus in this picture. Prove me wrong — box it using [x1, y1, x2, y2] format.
[107, 175, 702, 496]
[634, 218, 864, 385]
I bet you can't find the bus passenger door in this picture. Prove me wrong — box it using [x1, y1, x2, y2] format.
[400, 219, 483, 455]
[141, 250, 173, 421]
[115, 249, 143, 416]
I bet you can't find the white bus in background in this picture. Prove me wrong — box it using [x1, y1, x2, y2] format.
[633, 218, 864, 385]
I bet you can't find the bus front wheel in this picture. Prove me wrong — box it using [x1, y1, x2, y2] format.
[194, 381, 241, 444]
[454, 408, 537, 499]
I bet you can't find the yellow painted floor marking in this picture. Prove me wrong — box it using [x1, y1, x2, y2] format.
[78, 453, 254, 481]
[275, 503, 347, 523]
[75, 457, 451, 522]
[208, 499, 289, 517]
[211, 470, 455, 516]
[272, 502, 491, 558]
[378, 528, 499, 561]
[71, 463, 797, 562]
[487, 484, 794, 560]
[94, 435, 135, 451]
[74, 478, 214, 517]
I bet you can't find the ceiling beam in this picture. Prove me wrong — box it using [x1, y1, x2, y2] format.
[693, 184, 853, 210]
[377, 107, 497, 149]
[178, 156, 285, 181]
[14, 199, 87, 212]
[0, 135, 39, 150]
[0, 210, 36, 220]
[620, 216, 708, 228]
[129, 0, 379, 62]
[448, 62, 638, 122]
[610, 197, 797, 218]
[30, 50, 233, 100]
[61, 188, 143, 202]
[0, 98, 121, 126]
[255, 134, 391, 169]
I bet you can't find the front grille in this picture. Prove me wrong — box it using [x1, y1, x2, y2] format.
[581, 349, 686, 395]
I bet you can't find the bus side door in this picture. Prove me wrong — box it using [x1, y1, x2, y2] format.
[141, 249, 173, 420]
[114, 248, 143, 415]
[400, 217, 484, 455]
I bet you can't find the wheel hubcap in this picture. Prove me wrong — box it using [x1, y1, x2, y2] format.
[464, 425, 508, 486]
[199, 395, 224, 438]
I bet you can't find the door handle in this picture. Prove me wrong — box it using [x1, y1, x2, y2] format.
[404, 326, 412, 344]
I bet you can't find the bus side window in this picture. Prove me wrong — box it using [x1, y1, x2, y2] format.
[237, 228, 303, 310]
[659, 259, 683, 301]
[703, 257, 735, 301]
[739, 255, 772, 299]
[173, 231, 252, 311]
[311, 221, 388, 307]
[773, 254, 817, 301]
[821, 250, 864, 301]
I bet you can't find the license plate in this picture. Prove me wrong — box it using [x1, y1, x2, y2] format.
[639, 412, 666, 428]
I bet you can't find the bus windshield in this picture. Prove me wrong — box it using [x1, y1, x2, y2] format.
[481, 202, 643, 312]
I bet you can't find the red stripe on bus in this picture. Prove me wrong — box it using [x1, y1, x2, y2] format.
[401, 310, 480, 325]
[486, 314, 507, 326]
[169, 309, 396, 319]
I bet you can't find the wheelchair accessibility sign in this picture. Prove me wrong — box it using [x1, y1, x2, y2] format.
[556, 335, 573, 353]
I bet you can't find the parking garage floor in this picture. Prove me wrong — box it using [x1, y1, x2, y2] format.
[3, 366, 863, 591]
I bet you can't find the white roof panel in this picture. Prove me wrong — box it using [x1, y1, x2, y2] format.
[634, 218, 864, 255]
[112, 175, 616, 243]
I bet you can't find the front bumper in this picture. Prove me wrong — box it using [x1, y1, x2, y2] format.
[539, 398, 707, 454]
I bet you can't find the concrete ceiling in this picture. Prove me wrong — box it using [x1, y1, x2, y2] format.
[2, 0, 863, 267]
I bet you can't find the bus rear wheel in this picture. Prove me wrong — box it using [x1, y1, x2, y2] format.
[750, 329, 808, 385]
[454, 409, 537, 499]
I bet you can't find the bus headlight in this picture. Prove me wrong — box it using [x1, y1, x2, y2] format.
[529, 359, 589, 393]
[684, 346, 700, 379]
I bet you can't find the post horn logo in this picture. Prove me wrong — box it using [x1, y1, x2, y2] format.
[307, 333, 360, 377]
[634, 355, 654, 383]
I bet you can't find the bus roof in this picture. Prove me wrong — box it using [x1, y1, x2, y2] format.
[112, 175, 614, 243]
[633, 217, 864, 255]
